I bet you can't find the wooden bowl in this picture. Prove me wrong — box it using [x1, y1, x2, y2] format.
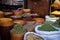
[33, 18, 44, 24]
[10, 16, 22, 20]
[14, 20, 25, 25]
[4, 12, 13, 16]
[13, 10, 23, 16]
[0, 18, 14, 27]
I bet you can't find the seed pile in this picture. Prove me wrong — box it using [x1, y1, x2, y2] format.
[26, 34, 44, 40]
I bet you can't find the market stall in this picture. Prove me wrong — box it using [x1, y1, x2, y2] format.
[0, 0, 60, 40]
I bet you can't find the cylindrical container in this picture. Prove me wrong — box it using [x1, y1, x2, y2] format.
[11, 33, 24, 40]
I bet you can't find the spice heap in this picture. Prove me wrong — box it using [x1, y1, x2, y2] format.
[10, 24, 26, 34]
[53, 18, 60, 28]
[38, 21, 58, 31]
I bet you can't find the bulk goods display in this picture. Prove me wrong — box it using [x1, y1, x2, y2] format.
[0, 0, 60, 40]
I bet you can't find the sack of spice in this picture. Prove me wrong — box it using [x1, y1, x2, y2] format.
[35, 21, 60, 35]
[35, 21, 60, 40]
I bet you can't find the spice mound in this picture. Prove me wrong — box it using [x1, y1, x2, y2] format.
[53, 18, 60, 28]
[38, 21, 58, 31]
[26, 34, 44, 40]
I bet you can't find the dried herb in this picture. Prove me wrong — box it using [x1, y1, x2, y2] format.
[38, 21, 58, 31]
[10, 24, 26, 34]
[53, 18, 60, 28]
[49, 15, 55, 18]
